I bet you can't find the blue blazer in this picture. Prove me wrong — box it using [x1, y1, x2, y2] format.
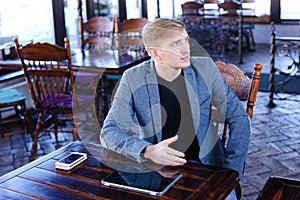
[101, 56, 250, 176]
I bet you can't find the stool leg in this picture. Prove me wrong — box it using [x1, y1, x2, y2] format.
[52, 114, 59, 143]
[21, 100, 34, 140]
[30, 111, 43, 160]
[71, 113, 78, 141]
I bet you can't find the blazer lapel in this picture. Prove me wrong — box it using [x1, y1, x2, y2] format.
[145, 63, 162, 142]
[183, 67, 200, 137]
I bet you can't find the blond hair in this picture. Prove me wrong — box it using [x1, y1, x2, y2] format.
[142, 18, 185, 49]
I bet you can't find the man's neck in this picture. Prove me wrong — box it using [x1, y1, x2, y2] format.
[155, 64, 182, 82]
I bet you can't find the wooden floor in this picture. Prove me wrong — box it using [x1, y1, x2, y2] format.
[1, 44, 300, 200]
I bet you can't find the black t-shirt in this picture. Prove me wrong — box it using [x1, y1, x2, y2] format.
[157, 72, 200, 161]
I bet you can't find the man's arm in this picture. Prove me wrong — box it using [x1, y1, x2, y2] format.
[100, 70, 152, 162]
[210, 61, 251, 176]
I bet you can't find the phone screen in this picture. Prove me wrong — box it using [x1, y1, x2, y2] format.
[61, 153, 84, 164]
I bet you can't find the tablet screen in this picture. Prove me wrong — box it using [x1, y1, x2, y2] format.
[101, 169, 182, 196]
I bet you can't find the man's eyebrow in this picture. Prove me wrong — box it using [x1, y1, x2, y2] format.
[170, 36, 189, 44]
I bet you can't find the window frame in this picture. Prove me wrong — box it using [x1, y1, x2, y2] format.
[271, 0, 300, 24]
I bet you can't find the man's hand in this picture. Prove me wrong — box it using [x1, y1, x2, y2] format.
[143, 135, 186, 166]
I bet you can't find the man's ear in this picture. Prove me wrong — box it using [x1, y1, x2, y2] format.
[148, 47, 159, 60]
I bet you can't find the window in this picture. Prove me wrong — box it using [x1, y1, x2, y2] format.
[0, 0, 298, 49]
[126, 0, 142, 19]
[280, 0, 300, 20]
[271, 0, 299, 23]
[64, 0, 87, 49]
[0, 0, 55, 45]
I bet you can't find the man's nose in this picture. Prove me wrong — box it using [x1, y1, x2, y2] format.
[181, 43, 190, 53]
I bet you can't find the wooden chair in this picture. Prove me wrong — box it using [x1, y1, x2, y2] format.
[202, 0, 220, 16]
[0, 89, 33, 139]
[181, 1, 204, 32]
[95, 17, 148, 123]
[218, 1, 241, 16]
[115, 17, 148, 34]
[181, 1, 204, 16]
[114, 17, 148, 53]
[213, 61, 262, 144]
[219, 1, 254, 52]
[14, 37, 79, 159]
[241, 0, 256, 51]
[82, 16, 114, 50]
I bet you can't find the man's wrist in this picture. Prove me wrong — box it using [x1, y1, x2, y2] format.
[143, 145, 153, 159]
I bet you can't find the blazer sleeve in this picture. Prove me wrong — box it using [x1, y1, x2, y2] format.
[100, 70, 152, 163]
[210, 59, 251, 177]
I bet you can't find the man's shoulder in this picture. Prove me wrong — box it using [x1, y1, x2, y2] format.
[190, 56, 214, 67]
[124, 59, 153, 76]
[189, 56, 216, 74]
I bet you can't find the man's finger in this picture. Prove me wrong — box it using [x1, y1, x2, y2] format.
[161, 135, 178, 145]
[166, 146, 185, 158]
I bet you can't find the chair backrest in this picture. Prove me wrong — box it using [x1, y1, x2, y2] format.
[242, 0, 255, 3]
[114, 17, 148, 34]
[14, 37, 74, 111]
[82, 16, 114, 50]
[214, 61, 262, 143]
[114, 17, 148, 53]
[181, 1, 203, 16]
[218, 1, 241, 16]
[202, 0, 220, 15]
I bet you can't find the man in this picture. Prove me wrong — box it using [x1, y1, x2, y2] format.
[100, 18, 250, 199]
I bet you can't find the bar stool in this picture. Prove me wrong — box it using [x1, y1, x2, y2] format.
[0, 89, 33, 139]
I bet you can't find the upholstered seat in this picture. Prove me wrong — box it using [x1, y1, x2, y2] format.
[0, 89, 33, 138]
[215, 61, 251, 101]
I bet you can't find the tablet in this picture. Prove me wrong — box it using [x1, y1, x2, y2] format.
[101, 170, 182, 196]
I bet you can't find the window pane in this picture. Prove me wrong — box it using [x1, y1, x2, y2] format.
[147, 0, 158, 21]
[280, 0, 300, 20]
[174, 0, 189, 17]
[147, 0, 186, 21]
[92, 0, 117, 17]
[0, 0, 55, 44]
[159, 0, 174, 18]
[64, 0, 87, 49]
[254, 0, 270, 16]
[126, 0, 142, 19]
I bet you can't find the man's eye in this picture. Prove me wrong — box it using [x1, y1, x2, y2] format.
[171, 42, 177, 47]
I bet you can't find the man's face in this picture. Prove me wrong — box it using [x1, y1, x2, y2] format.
[154, 29, 190, 69]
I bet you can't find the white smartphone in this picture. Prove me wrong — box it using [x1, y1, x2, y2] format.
[55, 152, 87, 171]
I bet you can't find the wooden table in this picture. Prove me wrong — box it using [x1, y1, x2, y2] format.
[0, 141, 239, 200]
[0, 48, 150, 73]
[0, 48, 150, 119]
[257, 176, 300, 200]
[73, 48, 150, 118]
